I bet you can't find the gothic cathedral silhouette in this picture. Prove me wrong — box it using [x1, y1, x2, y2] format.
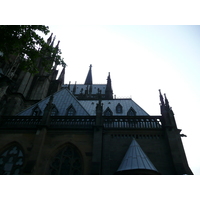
[0, 34, 193, 175]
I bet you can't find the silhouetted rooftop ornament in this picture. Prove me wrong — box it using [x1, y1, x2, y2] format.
[51, 35, 56, 47]
[84, 64, 93, 85]
[55, 40, 60, 49]
[159, 89, 164, 106]
[47, 33, 53, 45]
[164, 93, 169, 108]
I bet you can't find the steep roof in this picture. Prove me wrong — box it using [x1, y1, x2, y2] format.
[79, 99, 149, 116]
[117, 139, 158, 173]
[17, 88, 89, 116]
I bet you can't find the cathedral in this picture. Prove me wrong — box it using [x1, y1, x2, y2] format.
[0, 34, 193, 175]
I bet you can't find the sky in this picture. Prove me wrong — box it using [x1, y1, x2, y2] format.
[45, 25, 200, 175]
[1, 1, 199, 199]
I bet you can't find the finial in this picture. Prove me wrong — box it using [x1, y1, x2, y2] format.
[73, 81, 77, 94]
[51, 35, 56, 47]
[159, 89, 164, 105]
[55, 40, 60, 49]
[164, 93, 169, 107]
[97, 88, 102, 103]
[68, 81, 71, 89]
[47, 33, 53, 44]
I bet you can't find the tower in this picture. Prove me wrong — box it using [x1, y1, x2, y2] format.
[65, 65, 113, 100]
[0, 34, 65, 116]
[159, 90, 192, 174]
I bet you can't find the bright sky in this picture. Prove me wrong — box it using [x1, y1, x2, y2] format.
[46, 25, 200, 175]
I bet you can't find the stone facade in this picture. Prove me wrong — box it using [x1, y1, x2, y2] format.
[0, 103, 193, 175]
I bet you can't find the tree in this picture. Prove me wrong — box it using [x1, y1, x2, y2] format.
[0, 25, 66, 75]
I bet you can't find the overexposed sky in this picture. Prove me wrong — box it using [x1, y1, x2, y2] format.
[47, 25, 200, 175]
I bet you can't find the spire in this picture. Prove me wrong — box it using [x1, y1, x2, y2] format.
[159, 89, 164, 106]
[58, 66, 65, 85]
[164, 93, 169, 108]
[84, 64, 93, 85]
[55, 40, 60, 50]
[159, 90, 177, 128]
[47, 33, 53, 45]
[159, 89, 166, 115]
[51, 35, 56, 47]
[73, 81, 77, 94]
[52, 40, 60, 58]
[105, 72, 113, 99]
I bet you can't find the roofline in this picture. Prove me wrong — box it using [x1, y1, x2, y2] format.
[62, 84, 107, 86]
[16, 88, 91, 116]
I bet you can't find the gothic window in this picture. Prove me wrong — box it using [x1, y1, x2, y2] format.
[116, 103, 123, 113]
[0, 145, 24, 175]
[104, 107, 113, 116]
[127, 107, 136, 116]
[51, 105, 58, 116]
[66, 105, 76, 116]
[32, 105, 41, 116]
[49, 144, 83, 175]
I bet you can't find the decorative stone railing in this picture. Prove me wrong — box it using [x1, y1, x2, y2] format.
[0, 116, 162, 129]
[103, 116, 163, 129]
[0, 116, 96, 129]
[0, 116, 43, 128]
[50, 116, 96, 128]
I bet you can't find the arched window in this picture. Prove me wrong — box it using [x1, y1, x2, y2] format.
[32, 105, 41, 116]
[51, 105, 58, 116]
[66, 105, 76, 116]
[127, 107, 136, 116]
[116, 103, 123, 113]
[49, 144, 83, 175]
[104, 107, 113, 116]
[0, 145, 24, 175]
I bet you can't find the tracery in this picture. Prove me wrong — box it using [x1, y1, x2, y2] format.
[49, 144, 83, 175]
[0, 145, 24, 175]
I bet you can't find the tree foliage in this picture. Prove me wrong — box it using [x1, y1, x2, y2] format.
[0, 25, 66, 74]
